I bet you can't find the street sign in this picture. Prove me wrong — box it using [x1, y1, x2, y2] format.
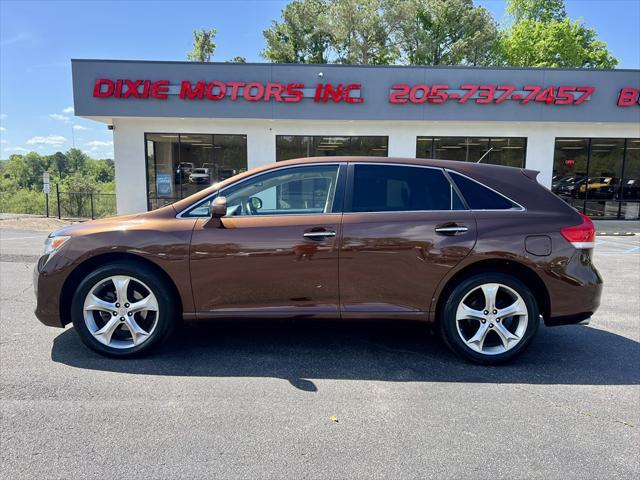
[43, 172, 50, 193]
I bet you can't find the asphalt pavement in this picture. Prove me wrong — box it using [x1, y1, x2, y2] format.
[1, 228, 638, 479]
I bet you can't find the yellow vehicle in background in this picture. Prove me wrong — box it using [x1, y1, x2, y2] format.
[578, 177, 617, 199]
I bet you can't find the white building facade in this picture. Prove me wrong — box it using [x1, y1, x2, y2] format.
[72, 60, 640, 219]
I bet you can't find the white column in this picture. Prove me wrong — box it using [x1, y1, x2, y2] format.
[112, 119, 148, 214]
[246, 124, 276, 169]
[524, 128, 556, 189]
[387, 127, 417, 158]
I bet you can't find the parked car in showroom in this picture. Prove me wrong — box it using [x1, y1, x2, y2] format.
[34, 157, 602, 365]
[188, 167, 211, 184]
[577, 176, 618, 199]
[551, 175, 576, 193]
[174, 162, 194, 183]
[554, 176, 586, 197]
[617, 178, 640, 200]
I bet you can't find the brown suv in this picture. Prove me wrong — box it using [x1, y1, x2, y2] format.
[34, 157, 602, 364]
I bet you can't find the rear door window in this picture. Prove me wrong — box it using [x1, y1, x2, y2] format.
[448, 171, 518, 210]
[350, 164, 455, 212]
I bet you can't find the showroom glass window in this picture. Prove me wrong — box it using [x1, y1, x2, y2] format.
[416, 137, 526, 167]
[276, 136, 388, 161]
[145, 133, 247, 210]
[552, 138, 640, 219]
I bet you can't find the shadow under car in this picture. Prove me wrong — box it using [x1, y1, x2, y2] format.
[51, 319, 639, 391]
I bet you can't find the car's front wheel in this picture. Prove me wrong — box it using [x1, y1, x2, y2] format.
[440, 273, 540, 365]
[71, 261, 178, 357]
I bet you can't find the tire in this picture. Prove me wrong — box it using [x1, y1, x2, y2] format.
[71, 261, 178, 358]
[439, 272, 540, 365]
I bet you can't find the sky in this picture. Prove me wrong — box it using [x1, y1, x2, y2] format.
[1, 0, 639, 159]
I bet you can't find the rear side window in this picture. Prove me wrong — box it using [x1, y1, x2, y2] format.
[351, 164, 452, 212]
[449, 171, 517, 210]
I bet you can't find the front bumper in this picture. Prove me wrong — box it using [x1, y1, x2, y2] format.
[33, 254, 69, 328]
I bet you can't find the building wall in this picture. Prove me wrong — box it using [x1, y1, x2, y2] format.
[113, 117, 640, 214]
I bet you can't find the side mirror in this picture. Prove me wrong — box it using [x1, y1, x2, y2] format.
[210, 196, 227, 218]
[203, 196, 227, 228]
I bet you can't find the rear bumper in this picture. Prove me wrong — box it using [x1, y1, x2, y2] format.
[544, 249, 603, 327]
[546, 312, 593, 327]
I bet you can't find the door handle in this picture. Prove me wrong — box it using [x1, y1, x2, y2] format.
[434, 224, 468, 235]
[303, 230, 336, 239]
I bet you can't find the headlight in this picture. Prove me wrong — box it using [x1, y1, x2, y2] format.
[43, 235, 71, 258]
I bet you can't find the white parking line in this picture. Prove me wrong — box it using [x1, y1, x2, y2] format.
[0, 235, 45, 241]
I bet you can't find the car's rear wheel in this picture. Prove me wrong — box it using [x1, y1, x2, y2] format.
[440, 273, 539, 365]
[71, 262, 178, 357]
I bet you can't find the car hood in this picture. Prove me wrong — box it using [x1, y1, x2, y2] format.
[50, 205, 176, 237]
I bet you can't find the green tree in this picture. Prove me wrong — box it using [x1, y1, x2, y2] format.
[86, 158, 115, 183]
[66, 148, 90, 173]
[227, 56, 247, 63]
[1, 152, 48, 189]
[3, 155, 32, 189]
[330, 0, 399, 64]
[499, 0, 618, 68]
[262, 0, 333, 63]
[61, 171, 101, 217]
[62, 172, 100, 194]
[506, 0, 566, 22]
[187, 27, 217, 62]
[0, 149, 115, 216]
[49, 151, 70, 178]
[386, 0, 499, 66]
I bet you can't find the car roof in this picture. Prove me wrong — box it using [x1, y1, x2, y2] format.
[273, 155, 531, 177]
[275, 155, 511, 168]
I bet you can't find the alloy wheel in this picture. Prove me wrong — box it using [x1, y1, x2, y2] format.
[82, 275, 159, 349]
[455, 283, 529, 356]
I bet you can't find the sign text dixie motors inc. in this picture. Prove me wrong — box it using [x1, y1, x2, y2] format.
[93, 78, 640, 107]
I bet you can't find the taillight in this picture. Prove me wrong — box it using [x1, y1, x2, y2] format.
[561, 213, 595, 249]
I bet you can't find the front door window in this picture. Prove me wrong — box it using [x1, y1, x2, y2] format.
[222, 165, 340, 216]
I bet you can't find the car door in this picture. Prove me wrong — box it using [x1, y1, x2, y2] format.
[189, 163, 346, 318]
[339, 163, 477, 318]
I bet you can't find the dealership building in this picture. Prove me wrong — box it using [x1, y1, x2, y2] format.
[71, 59, 640, 219]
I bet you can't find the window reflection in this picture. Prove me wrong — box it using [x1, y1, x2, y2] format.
[552, 138, 639, 219]
[276, 135, 388, 161]
[145, 133, 247, 210]
[621, 139, 640, 219]
[416, 137, 526, 167]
